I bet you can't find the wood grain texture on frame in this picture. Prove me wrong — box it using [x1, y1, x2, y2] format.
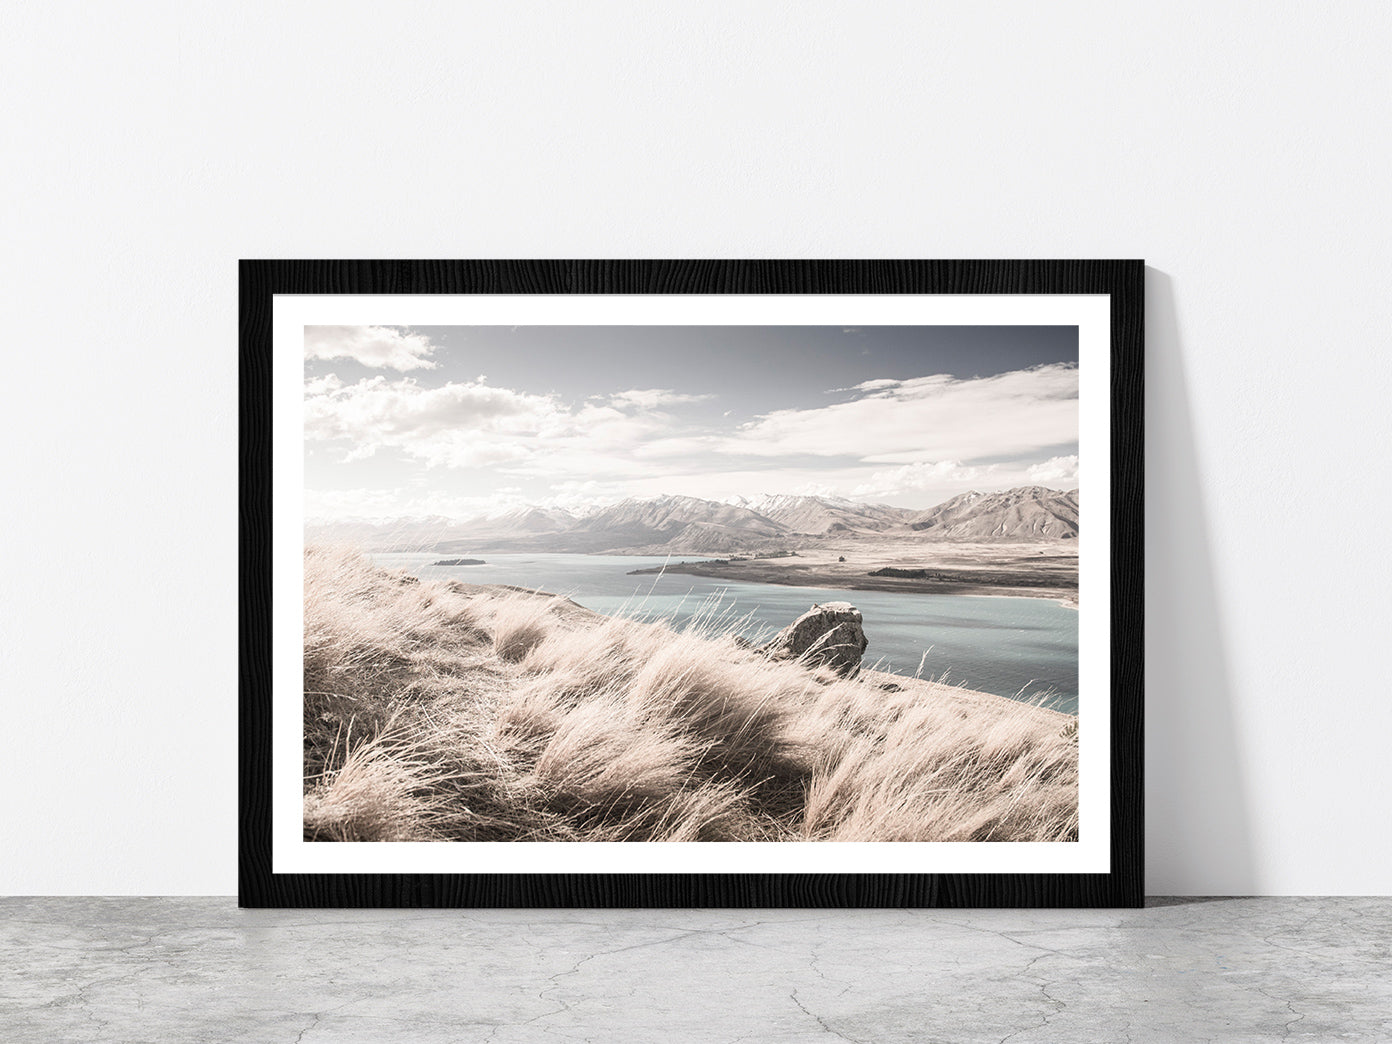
[239, 259, 1143, 908]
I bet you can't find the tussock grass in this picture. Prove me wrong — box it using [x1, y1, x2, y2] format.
[302, 546, 1078, 843]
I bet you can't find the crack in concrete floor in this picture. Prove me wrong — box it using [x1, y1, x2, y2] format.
[2, 897, 1390, 1043]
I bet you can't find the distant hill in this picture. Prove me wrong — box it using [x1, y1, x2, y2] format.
[444, 507, 579, 543]
[482, 507, 578, 534]
[308, 487, 1079, 553]
[902, 487, 1079, 541]
[740, 494, 913, 536]
[581, 495, 786, 549]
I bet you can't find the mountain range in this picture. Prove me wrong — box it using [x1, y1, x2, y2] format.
[308, 486, 1079, 554]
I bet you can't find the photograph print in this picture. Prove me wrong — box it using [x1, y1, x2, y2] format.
[295, 318, 1100, 864]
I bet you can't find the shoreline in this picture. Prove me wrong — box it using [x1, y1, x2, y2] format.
[439, 575, 1077, 718]
[625, 559, 1078, 608]
[857, 667, 1076, 723]
[376, 542, 1080, 609]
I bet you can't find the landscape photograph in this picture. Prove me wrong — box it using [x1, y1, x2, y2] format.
[301, 323, 1085, 845]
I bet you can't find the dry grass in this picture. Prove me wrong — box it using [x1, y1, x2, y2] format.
[302, 545, 1078, 843]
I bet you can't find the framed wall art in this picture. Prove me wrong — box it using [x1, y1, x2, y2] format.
[239, 259, 1144, 907]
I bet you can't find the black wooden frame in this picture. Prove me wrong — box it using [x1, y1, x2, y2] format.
[239, 259, 1144, 907]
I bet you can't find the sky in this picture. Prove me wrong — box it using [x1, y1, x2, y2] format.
[304, 325, 1080, 520]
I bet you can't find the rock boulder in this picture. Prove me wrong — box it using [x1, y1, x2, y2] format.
[760, 601, 868, 678]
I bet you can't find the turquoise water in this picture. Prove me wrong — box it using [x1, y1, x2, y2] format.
[372, 552, 1079, 714]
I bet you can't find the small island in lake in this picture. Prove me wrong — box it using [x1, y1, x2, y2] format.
[433, 558, 486, 566]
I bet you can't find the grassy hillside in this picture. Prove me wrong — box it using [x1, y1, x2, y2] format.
[303, 545, 1078, 843]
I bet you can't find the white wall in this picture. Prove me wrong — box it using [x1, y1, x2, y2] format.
[2, 2, 1388, 896]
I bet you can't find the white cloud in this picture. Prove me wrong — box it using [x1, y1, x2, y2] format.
[851, 460, 997, 498]
[304, 375, 701, 476]
[723, 364, 1078, 464]
[304, 375, 566, 468]
[304, 481, 643, 522]
[538, 480, 634, 512]
[1027, 454, 1080, 484]
[305, 326, 439, 371]
[606, 388, 712, 410]
[303, 374, 343, 396]
[827, 377, 898, 394]
[304, 486, 532, 522]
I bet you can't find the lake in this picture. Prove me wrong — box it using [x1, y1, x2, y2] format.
[372, 552, 1079, 714]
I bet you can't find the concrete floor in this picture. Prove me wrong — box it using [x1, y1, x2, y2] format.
[2, 897, 1388, 1042]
